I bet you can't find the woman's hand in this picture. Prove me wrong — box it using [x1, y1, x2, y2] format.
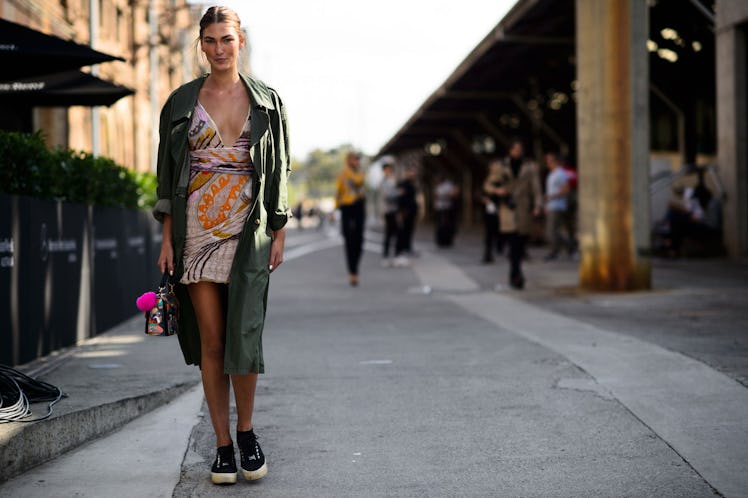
[158, 215, 174, 275]
[269, 228, 286, 273]
[158, 241, 174, 276]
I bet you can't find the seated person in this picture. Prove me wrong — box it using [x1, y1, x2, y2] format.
[665, 166, 722, 256]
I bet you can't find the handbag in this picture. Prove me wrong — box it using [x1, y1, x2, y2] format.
[143, 271, 179, 336]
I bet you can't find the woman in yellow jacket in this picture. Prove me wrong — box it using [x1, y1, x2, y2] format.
[335, 152, 366, 286]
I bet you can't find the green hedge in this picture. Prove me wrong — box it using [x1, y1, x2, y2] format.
[0, 130, 157, 209]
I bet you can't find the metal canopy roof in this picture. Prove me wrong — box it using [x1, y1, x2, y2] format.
[378, 0, 715, 165]
[378, 0, 576, 160]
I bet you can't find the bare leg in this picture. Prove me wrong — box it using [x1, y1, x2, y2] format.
[232, 373, 258, 432]
[188, 282, 232, 447]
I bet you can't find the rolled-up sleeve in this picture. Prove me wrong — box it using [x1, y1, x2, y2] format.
[152, 198, 172, 223]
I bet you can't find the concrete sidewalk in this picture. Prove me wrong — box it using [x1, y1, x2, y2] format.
[389, 227, 748, 496]
[2, 226, 747, 496]
[412, 226, 748, 387]
[0, 315, 200, 482]
[174, 233, 737, 497]
[0, 226, 335, 484]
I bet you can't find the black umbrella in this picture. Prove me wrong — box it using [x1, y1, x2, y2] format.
[0, 18, 125, 80]
[0, 70, 134, 107]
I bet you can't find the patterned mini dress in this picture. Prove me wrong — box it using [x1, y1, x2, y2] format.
[180, 101, 254, 284]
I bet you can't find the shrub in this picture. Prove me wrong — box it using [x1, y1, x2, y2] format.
[0, 130, 56, 198]
[0, 130, 156, 209]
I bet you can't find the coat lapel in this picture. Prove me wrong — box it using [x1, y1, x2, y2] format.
[168, 77, 204, 193]
[168, 74, 274, 186]
[240, 74, 274, 176]
[170, 76, 204, 127]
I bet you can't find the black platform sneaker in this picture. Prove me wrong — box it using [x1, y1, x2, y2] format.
[210, 444, 238, 485]
[237, 429, 267, 481]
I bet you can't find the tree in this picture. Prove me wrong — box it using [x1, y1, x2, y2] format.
[290, 144, 358, 200]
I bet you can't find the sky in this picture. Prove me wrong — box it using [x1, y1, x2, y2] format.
[199, 0, 516, 160]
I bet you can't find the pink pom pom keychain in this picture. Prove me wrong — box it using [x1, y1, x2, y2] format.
[136, 291, 159, 312]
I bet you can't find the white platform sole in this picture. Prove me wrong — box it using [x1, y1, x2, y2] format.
[242, 462, 268, 481]
[210, 471, 238, 485]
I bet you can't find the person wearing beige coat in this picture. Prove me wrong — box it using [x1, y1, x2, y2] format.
[483, 140, 542, 289]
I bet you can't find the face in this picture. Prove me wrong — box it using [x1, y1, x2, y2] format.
[545, 153, 557, 169]
[509, 142, 523, 159]
[201, 22, 243, 72]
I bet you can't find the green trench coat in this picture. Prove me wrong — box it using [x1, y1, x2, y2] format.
[152, 74, 290, 375]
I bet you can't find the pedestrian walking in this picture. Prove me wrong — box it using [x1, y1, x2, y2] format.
[378, 161, 399, 266]
[395, 167, 418, 265]
[292, 201, 304, 229]
[486, 140, 542, 289]
[335, 151, 366, 286]
[153, 6, 290, 486]
[506, 141, 542, 263]
[433, 174, 459, 247]
[543, 151, 573, 260]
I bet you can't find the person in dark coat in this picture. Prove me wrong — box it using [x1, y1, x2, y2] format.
[395, 167, 418, 264]
[154, 6, 289, 485]
[335, 152, 366, 286]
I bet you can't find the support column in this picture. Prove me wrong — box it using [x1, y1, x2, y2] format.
[442, 150, 474, 227]
[450, 131, 484, 227]
[576, 0, 651, 290]
[716, 11, 748, 258]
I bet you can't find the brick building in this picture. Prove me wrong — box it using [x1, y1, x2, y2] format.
[0, 0, 204, 172]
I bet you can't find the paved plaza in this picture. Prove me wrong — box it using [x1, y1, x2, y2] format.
[1, 226, 747, 497]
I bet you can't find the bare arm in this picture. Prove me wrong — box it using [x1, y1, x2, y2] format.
[157, 214, 174, 275]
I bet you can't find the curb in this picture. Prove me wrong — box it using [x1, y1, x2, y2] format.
[0, 380, 199, 483]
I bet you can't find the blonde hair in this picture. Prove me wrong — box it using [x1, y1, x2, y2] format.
[486, 159, 503, 181]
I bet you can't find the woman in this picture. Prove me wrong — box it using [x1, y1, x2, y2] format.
[484, 140, 541, 289]
[506, 141, 543, 263]
[335, 152, 366, 286]
[153, 6, 290, 485]
[396, 167, 419, 259]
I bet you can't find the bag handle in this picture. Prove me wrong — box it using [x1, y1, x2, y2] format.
[160, 271, 173, 290]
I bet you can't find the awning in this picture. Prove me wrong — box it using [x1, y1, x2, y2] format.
[0, 18, 125, 80]
[0, 70, 134, 107]
[377, 0, 577, 159]
[377, 0, 715, 164]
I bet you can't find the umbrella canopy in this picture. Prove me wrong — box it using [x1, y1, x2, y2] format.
[0, 70, 134, 107]
[0, 18, 125, 80]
